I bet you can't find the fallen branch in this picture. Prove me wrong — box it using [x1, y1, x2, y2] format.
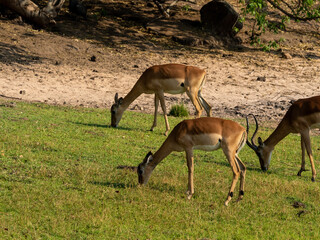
[152, 0, 179, 18]
[0, 0, 65, 26]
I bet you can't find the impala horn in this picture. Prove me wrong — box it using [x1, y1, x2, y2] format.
[246, 114, 259, 151]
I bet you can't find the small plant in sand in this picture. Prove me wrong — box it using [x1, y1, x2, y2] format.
[169, 103, 189, 117]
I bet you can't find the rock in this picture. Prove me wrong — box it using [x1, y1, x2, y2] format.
[132, 104, 144, 111]
[222, 53, 233, 57]
[292, 201, 306, 209]
[282, 52, 292, 59]
[172, 36, 203, 46]
[297, 210, 308, 217]
[257, 76, 266, 82]
[19, 90, 26, 95]
[200, 0, 243, 37]
[89, 55, 96, 62]
[69, 0, 87, 18]
[146, 2, 154, 7]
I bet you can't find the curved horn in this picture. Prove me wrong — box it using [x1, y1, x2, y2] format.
[246, 114, 259, 151]
[114, 93, 119, 103]
[143, 151, 153, 164]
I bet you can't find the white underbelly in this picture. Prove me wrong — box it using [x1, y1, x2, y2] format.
[165, 89, 185, 94]
[161, 78, 185, 94]
[193, 143, 221, 151]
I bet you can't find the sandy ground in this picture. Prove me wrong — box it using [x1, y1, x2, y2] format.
[0, 1, 320, 127]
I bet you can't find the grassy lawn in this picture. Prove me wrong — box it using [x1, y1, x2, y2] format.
[1, 100, 320, 239]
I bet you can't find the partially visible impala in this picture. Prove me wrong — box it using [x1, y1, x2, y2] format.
[111, 64, 212, 135]
[137, 117, 247, 206]
[246, 95, 320, 182]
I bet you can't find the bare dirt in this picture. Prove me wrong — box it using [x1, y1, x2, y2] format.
[0, 0, 320, 127]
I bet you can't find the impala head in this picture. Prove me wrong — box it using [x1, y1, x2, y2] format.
[137, 151, 154, 185]
[246, 115, 272, 171]
[111, 93, 124, 127]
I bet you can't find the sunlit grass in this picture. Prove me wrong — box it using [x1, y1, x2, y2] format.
[0, 100, 319, 239]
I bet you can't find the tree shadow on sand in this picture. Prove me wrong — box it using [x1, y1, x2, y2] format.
[0, 42, 47, 65]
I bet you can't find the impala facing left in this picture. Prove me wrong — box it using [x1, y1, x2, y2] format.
[111, 63, 212, 135]
[137, 117, 247, 206]
[246, 95, 320, 181]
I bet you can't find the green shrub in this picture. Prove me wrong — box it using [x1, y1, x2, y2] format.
[169, 104, 189, 117]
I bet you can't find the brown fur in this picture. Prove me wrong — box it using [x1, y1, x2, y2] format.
[137, 117, 247, 206]
[111, 64, 212, 135]
[247, 95, 320, 181]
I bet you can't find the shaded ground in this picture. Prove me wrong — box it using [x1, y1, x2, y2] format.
[0, 0, 319, 127]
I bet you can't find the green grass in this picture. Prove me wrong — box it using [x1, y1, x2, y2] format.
[1, 100, 320, 239]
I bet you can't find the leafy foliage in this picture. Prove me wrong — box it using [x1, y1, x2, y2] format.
[239, 0, 320, 49]
[182, 4, 191, 12]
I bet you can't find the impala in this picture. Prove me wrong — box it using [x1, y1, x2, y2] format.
[246, 95, 320, 182]
[111, 64, 212, 135]
[137, 117, 247, 206]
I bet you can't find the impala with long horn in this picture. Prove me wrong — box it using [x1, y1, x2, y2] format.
[111, 64, 212, 135]
[137, 117, 247, 206]
[246, 95, 320, 182]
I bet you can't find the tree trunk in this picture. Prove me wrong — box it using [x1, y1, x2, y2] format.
[0, 0, 65, 26]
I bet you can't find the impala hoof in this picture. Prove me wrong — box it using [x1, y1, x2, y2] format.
[297, 168, 306, 176]
[225, 194, 232, 206]
[311, 177, 315, 182]
[186, 191, 193, 199]
[237, 196, 243, 202]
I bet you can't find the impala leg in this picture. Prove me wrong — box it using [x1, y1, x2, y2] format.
[150, 94, 159, 131]
[297, 136, 306, 176]
[224, 151, 240, 206]
[157, 91, 170, 136]
[186, 149, 194, 199]
[186, 90, 203, 118]
[235, 154, 246, 201]
[301, 130, 316, 182]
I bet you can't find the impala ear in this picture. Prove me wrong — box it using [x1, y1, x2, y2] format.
[114, 93, 118, 103]
[144, 151, 153, 164]
[118, 97, 124, 105]
[258, 137, 263, 146]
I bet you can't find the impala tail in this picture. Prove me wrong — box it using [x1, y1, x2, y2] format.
[198, 90, 212, 117]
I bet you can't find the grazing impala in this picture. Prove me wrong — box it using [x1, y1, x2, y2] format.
[246, 95, 320, 182]
[111, 64, 212, 135]
[137, 117, 247, 206]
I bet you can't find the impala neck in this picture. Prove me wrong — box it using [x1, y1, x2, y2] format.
[264, 118, 291, 149]
[149, 140, 174, 169]
[120, 84, 143, 110]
